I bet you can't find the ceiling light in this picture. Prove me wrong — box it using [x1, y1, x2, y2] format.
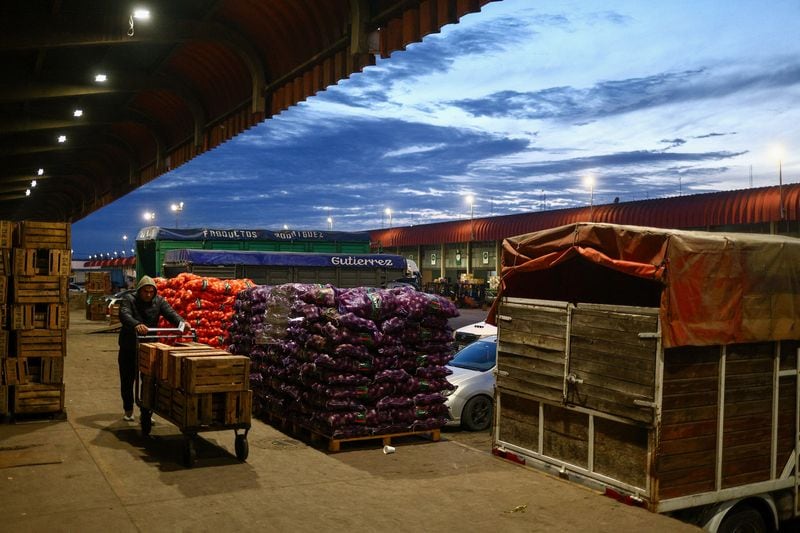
[37, 168, 44, 176]
[73, 109, 83, 117]
[25, 189, 31, 197]
[95, 74, 107, 83]
[133, 8, 151, 20]
[57, 135, 67, 143]
[31, 180, 37, 188]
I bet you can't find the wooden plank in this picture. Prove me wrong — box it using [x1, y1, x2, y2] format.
[13, 383, 65, 414]
[542, 404, 588, 468]
[138, 342, 171, 377]
[570, 335, 656, 362]
[11, 276, 67, 304]
[0, 385, 7, 415]
[0, 330, 8, 358]
[25, 356, 64, 384]
[496, 372, 564, 404]
[498, 352, 565, 379]
[497, 392, 539, 451]
[183, 355, 250, 393]
[14, 221, 71, 249]
[167, 349, 228, 389]
[500, 328, 565, 352]
[0, 220, 13, 248]
[2, 358, 26, 385]
[660, 419, 718, 441]
[498, 339, 565, 366]
[593, 417, 648, 489]
[15, 330, 66, 358]
[565, 385, 654, 424]
[565, 359, 655, 393]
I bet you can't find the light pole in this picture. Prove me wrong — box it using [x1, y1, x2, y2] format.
[327, 216, 333, 230]
[465, 194, 475, 240]
[170, 201, 184, 228]
[385, 208, 393, 228]
[772, 145, 785, 220]
[584, 175, 595, 221]
[143, 211, 155, 223]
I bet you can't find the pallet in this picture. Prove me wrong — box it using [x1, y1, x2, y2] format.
[12, 249, 71, 276]
[13, 383, 65, 414]
[261, 410, 441, 452]
[10, 303, 68, 330]
[14, 221, 71, 249]
[14, 330, 67, 358]
[11, 276, 67, 304]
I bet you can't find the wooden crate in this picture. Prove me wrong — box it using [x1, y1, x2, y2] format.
[138, 342, 173, 377]
[140, 375, 155, 409]
[155, 383, 172, 414]
[14, 221, 71, 249]
[183, 355, 250, 394]
[156, 344, 217, 384]
[0, 275, 6, 303]
[11, 304, 67, 330]
[86, 272, 111, 293]
[0, 385, 7, 415]
[85, 297, 107, 321]
[2, 358, 26, 385]
[0, 249, 10, 275]
[0, 330, 7, 357]
[11, 276, 67, 304]
[0, 221, 13, 249]
[172, 389, 252, 427]
[167, 349, 229, 389]
[12, 249, 70, 276]
[13, 383, 65, 414]
[14, 330, 66, 358]
[109, 303, 120, 324]
[25, 356, 64, 384]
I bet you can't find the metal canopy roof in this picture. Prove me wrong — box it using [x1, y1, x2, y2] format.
[0, 0, 497, 222]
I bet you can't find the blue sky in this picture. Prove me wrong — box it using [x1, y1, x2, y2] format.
[73, 0, 800, 258]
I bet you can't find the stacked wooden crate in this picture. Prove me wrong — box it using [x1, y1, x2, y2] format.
[138, 342, 251, 428]
[85, 271, 110, 321]
[0, 221, 70, 417]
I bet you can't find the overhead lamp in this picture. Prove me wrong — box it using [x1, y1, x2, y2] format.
[57, 135, 67, 143]
[30, 180, 37, 188]
[73, 109, 83, 117]
[25, 189, 31, 197]
[133, 8, 151, 20]
[94, 74, 107, 83]
[37, 168, 44, 176]
[283, 224, 289, 230]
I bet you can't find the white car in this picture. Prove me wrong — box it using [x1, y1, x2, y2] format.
[453, 321, 497, 350]
[443, 336, 497, 431]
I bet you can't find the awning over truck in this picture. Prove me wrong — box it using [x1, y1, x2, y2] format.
[164, 249, 408, 270]
[490, 222, 800, 348]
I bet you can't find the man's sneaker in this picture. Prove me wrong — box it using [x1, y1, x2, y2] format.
[123, 413, 135, 422]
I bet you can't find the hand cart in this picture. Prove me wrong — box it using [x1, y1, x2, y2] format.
[135, 327, 251, 467]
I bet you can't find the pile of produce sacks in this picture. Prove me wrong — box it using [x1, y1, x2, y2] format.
[228, 283, 459, 438]
[155, 273, 254, 347]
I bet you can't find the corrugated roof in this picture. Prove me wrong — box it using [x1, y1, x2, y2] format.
[371, 184, 800, 247]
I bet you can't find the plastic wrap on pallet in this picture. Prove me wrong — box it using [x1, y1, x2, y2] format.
[228, 283, 458, 438]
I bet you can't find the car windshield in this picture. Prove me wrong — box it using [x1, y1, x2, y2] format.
[448, 339, 496, 372]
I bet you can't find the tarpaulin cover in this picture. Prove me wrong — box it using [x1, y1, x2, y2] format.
[163, 249, 408, 270]
[488, 223, 800, 348]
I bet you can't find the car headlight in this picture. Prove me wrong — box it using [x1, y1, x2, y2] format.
[441, 386, 458, 397]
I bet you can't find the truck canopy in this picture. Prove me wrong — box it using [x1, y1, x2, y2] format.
[489, 222, 800, 348]
[163, 249, 408, 270]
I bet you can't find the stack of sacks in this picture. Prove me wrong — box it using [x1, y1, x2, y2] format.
[227, 283, 459, 438]
[156, 273, 253, 347]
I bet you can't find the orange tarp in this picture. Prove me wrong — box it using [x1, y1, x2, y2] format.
[489, 223, 800, 348]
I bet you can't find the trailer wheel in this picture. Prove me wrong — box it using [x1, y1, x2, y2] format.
[461, 395, 493, 432]
[183, 438, 196, 468]
[235, 434, 249, 462]
[718, 504, 767, 533]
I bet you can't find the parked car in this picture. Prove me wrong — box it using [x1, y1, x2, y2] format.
[443, 335, 497, 431]
[69, 283, 86, 293]
[105, 288, 135, 313]
[453, 321, 497, 350]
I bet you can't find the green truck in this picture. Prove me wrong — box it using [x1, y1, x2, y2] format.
[135, 226, 372, 279]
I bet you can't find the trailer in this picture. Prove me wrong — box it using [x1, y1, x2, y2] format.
[488, 222, 800, 532]
[135, 226, 373, 279]
[160, 248, 420, 289]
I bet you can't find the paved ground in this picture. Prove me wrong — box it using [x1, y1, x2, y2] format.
[0, 308, 698, 532]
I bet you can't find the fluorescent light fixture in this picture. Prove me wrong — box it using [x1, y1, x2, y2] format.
[37, 168, 44, 176]
[31, 180, 37, 187]
[73, 109, 83, 117]
[95, 74, 107, 83]
[133, 8, 151, 20]
[57, 135, 67, 143]
[25, 189, 31, 196]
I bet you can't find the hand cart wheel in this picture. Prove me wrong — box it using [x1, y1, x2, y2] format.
[183, 435, 197, 468]
[234, 432, 249, 462]
[140, 408, 153, 437]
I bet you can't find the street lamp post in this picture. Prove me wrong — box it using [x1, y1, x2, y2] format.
[327, 216, 333, 230]
[385, 208, 393, 228]
[143, 211, 155, 223]
[170, 201, 184, 228]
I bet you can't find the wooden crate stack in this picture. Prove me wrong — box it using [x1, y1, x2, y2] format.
[0, 221, 70, 418]
[138, 342, 251, 428]
[85, 271, 110, 321]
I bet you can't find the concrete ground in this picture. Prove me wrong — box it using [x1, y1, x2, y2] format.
[0, 308, 698, 532]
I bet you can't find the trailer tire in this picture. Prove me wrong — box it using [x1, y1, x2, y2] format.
[718, 504, 767, 533]
[461, 395, 493, 432]
[235, 434, 249, 462]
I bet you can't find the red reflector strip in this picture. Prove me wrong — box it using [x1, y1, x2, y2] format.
[604, 487, 645, 508]
[492, 447, 526, 465]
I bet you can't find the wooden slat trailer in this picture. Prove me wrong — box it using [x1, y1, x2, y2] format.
[489, 223, 800, 532]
